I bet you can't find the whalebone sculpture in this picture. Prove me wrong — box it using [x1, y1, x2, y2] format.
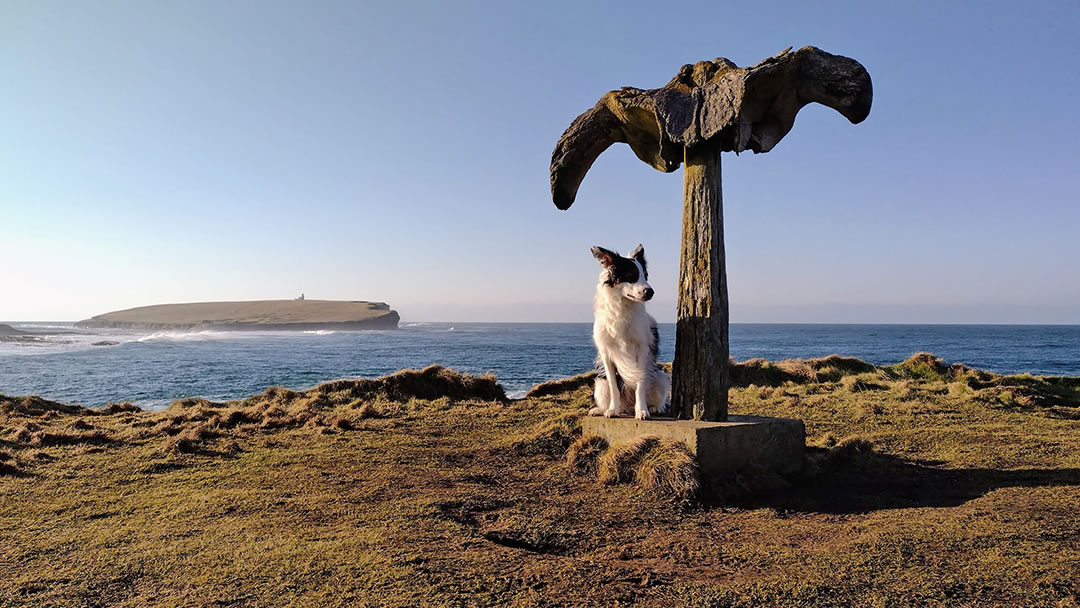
[551, 46, 872, 420]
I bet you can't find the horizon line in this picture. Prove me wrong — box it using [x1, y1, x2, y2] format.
[5, 320, 1080, 327]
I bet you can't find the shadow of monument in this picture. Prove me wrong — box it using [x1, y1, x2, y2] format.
[706, 448, 1080, 514]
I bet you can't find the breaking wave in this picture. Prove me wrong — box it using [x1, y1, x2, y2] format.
[135, 330, 236, 343]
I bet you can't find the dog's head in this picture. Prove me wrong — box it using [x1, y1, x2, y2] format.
[591, 244, 653, 302]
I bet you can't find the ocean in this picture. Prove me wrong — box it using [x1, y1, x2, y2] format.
[1, 322, 1078, 410]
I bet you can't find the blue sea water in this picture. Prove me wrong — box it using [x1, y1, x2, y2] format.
[1, 322, 1078, 409]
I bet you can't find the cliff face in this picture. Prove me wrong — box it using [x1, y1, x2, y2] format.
[75, 300, 400, 331]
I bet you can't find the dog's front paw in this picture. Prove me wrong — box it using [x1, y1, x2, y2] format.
[603, 407, 619, 418]
[635, 408, 651, 420]
[587, 405, 606, 416]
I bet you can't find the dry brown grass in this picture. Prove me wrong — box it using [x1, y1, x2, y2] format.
[0, 366, 506, 458]
[0, 394, 91, 417]
[103, 401, 141, 414]
[29, 430, 114, 448]
[598, 436, 662, 485]
[566, 435, 608, 475]
[596, 436, 701, 504]
[632, 440, 700, 504]
[731, 354, 878, 386]
[0, 451, 22, 477]
[525, 371, 596, 398]
[511, 411, 582, 457]
[311, 364, 506, 403]
[2, 356, 1080, 607]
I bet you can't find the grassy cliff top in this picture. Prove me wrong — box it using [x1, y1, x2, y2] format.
[76, 299, 397, 329]
[2, 354, 1079, 606]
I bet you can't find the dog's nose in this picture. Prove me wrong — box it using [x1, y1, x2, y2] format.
[643, 287, 654, 301]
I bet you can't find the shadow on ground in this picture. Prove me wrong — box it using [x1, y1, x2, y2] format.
[710, 448, 1080, 514]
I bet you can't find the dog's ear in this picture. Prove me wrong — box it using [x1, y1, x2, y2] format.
[629, 244, 647, 278]
[591, 246, 617, 268]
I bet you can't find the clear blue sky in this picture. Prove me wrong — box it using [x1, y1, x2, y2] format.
[2, 0, 1078, 323]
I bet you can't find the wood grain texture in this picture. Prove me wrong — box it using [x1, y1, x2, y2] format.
[549, 46, 872, 209]
[672, 142, 729, 421]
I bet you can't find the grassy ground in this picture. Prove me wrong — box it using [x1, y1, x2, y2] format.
[2, 355, 1079, 607]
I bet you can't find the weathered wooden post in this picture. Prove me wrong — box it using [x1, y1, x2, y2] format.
[551, 47, 872, 422]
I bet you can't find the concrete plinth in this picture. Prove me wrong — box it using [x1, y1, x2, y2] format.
[581, 415, 805, 477]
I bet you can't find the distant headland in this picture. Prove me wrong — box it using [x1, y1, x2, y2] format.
[75, 300, 400, 331]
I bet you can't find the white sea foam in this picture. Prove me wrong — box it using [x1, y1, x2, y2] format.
[302, 330, 336, 335]
[135, 330, 235, 343]
[11, 323, 77, 330]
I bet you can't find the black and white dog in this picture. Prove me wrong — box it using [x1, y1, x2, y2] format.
[589, 245, 671, 419]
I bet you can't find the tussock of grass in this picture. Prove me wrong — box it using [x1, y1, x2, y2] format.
[633, 440, 700, 504]
[967, 374, 1080, 419]
[12, 421, 41, 443]
[731, 354, 875, 387]
[0, 394, 91, 417]
[354, 401, 384, 419]
[886, 352, 956, 381]
[729, 358, 793, 387]
[312, 365, 506, 403]
[103, 402, 141, 414]
[3, 369, 502, 460]
[511, 412, 581, 457]
[598, 436, 661, 485]
[67, 419, 95, 431]
[597, 436, 700, 504]
[565, 435, 607, 475]
[139, 367, 504, 454]
[525, 371, 596, 399]
[841, 374, 889, 393]
[160, 434, 196, 455]
[728, 353, 1080, 420]
[30, 430, 115, 447]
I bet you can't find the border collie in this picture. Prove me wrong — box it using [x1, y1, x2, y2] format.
[589, 245, 671, 419]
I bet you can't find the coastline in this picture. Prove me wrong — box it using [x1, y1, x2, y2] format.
[73, 317, 401, 332]
[74, 299, 400, 331]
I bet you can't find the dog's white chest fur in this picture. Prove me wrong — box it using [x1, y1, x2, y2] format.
[593, 288, 652, 385]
